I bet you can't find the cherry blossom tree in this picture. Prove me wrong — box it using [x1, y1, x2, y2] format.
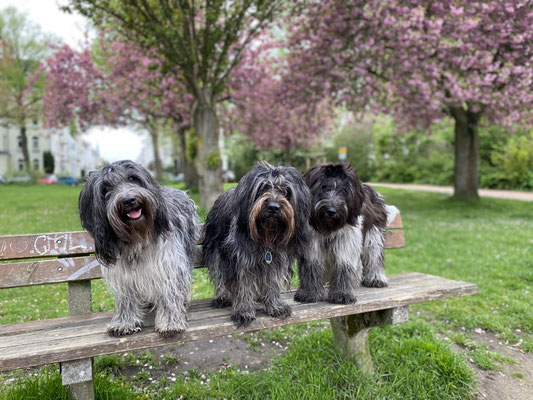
[227, 41, 334, 164]
[286, 0, 533, 198]
[63, 0, 284, 208]
[41, 36, 193, 181]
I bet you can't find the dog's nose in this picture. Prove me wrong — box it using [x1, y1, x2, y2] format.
[326, 207, 337, 216]
[267, 202, 280, 213]
[122, 197, 137, 208]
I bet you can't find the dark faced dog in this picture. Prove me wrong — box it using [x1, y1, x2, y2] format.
[295, 163, 392, 304]
[79, 160, 199, 337]
[202, 161, 311, 327]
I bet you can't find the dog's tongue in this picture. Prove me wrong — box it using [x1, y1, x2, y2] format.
[127, 208, 142, 220]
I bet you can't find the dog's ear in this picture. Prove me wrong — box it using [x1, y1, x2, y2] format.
[78, 173, 120, 266]
[153, 195, 171, 236]
[302, 164, 325, 188]
[343, 164, 365, 225]
[284, 167, 312, 254]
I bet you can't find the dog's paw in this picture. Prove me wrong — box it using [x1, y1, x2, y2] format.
[327, 292, 357, 304]
[231, 310, 256, 328]
[107, 322, 143, 337]
[362, 277, 388, 288]
[156, 326, 185, 338]
[294, 289, 323, 304]
[211, 297, 232, 308]
[265, 302, 292, 319]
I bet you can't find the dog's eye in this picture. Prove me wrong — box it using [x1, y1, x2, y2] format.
[128, 176, 140, 184]
[101, 186, 110, 197]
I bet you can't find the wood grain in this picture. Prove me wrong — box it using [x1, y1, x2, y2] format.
[0, 230, 406, 289]
[0, 273, 477, 372]
[0, 213, 404, 261]
[0, 232, 94, 260]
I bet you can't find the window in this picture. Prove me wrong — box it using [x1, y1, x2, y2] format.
[18, 159, 24, 171]
[33, 158, 40, 171]
[32, 136, 39, 152]
[18, 136, 22, 149]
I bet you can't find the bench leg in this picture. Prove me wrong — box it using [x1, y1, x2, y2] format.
[62, 281, 95, 399]
[330, 306, 409, 374]
[60, 358, 95, 400]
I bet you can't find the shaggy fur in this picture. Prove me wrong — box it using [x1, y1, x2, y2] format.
[294, 163, 391, 305]
[79, 160, 199, 337]
[203, 161, 311, 328]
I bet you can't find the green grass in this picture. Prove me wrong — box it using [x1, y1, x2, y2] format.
[1, 183, 532, 399]
[1, 323, 473, 400]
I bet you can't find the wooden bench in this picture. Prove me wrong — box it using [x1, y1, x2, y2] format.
[0, 213, 478, 400]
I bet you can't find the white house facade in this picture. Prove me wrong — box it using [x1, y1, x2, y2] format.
[0, 119, 102, 177]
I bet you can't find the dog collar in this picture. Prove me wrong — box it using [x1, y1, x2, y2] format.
[265, 251, 272, 264]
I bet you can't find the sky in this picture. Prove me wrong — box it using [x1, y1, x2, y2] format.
[1, 0, 147, 162]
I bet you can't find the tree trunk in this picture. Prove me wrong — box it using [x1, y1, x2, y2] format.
[149, 127, 163, 182]
[20, 124, 31, 172]
[194, 96, 223, 209]
[178, 127, 199, 189]
[451, 108, 480, 199]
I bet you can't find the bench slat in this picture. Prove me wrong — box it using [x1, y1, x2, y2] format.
[387, 213, 403, 229]
[0, 214, 404, 262]
[0, 273, 477, 372]
[0, 273, 436, 341]
[0, 230, 406, 289]
[0, 232, 93, 261]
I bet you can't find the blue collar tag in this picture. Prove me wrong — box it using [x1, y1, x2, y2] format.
[265, 251, 272, 264]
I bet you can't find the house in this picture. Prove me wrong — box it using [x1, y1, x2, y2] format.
[0, 119, 49, 175]
[0, 119, 102, 177]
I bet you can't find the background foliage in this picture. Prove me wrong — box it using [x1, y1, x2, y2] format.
[226, 115, 533, 190]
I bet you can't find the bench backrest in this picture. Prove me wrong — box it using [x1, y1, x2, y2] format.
[0, 214, 404, 290]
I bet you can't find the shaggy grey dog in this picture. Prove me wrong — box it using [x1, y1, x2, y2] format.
[79, 160, 199, 337]
[202, 161, 311, 328]
[295, 163, 394, 304]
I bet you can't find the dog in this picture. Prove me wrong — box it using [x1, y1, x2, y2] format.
[78, 160, 199, 337]
[294, 163, 396, 304]
[202, 161, 311, 328]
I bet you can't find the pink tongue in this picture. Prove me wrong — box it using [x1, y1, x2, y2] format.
[127, 208, 142, 219]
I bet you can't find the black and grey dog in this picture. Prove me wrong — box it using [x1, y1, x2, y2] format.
[295, 163, 396, 304]
[202, 161, 311, 328]
[79, 160, 199, 337]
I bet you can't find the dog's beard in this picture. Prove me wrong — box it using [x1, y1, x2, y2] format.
[249, 193, 295, 250]
[107, 188, 159, 246]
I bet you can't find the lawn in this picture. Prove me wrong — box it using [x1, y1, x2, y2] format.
[0, 183, 531, 399]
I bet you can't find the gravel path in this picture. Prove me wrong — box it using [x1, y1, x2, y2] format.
[371, 183, 533, 202]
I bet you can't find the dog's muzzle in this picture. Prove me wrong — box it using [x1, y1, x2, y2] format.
[314, 200, 348, 233]
[120, 196, 144, 221]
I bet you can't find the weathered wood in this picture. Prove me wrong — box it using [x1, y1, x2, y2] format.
[0, 256, 101, 288]
[0, 232, 93, 260]
[384, 230, 405, 249]
[0, 213, 404, 262]
[0, 231, 406, 289]
[387, 212, 403, 229]
[0, 273, 477, 372]
[330, 307, 409, 374]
